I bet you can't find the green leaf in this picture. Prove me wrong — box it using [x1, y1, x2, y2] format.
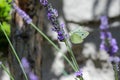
[0, 0, 12, 22]
[0, 22, 10, 36]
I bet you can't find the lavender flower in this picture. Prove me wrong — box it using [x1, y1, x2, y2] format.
[100, 16, 108, 29]
[100, 16, 119, 72]
[21, 57, 30, 73]
[108, 39, 119, 55]
[29, 72, 38, 80]
[110, 56, 120, 63]
[39, 0, 48, 6]
[100, 32, 112, 40]
[21, 57, 38, 80]
[12, 3, 32, 24]
[74, 69, 83, 77]
[100, 16, 119, 56]
[47, 9, 58, 20]
[40, 0, 66, 41]
[100, 41, 108, 51]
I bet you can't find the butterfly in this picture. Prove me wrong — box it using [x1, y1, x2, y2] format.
[69, 27, 89, 44]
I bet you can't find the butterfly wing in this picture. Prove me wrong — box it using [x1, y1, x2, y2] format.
[77, 30, 89, 39]
[69, 27, 89, 44]
[70, 33, 83, 44]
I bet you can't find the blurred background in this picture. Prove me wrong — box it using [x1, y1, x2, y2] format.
[0, 0, 120, 80]
[42, 0, 120, 80]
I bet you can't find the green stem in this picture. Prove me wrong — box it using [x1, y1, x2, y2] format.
[0, 23, 28, 80]
[65, 40, 79, 71]
[30, 23, 76, 71]
[75, 77, 84, 80]
[1, 64, 14, 80]
[113, 64, 119, 80]
[79, 77, 84, 80]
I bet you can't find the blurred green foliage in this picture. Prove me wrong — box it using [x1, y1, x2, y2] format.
[0, 0, 12, 22]
[0, 0, 11, 36]
[0, 0, 12, 57]
[0, 22, 11, 36]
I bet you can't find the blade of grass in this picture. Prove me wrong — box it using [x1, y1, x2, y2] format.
[0, 23, 28, 80]
[30, 23, 76, 71]
[65, 40, 79, 71]
[1, 63, 14, 80]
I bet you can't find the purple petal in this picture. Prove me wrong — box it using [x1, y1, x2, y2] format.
[100, 41, 105, 50]
[74, 69, 83, 77]
[113, 56, 120, 63]
[111, 45, 119, 53]
[21, 58, 30, 68]
[21, 57, 30, 72]
[13, 3, 32, 24]
[40, 0, 48, 6]
[100, 16, 108, 26]
[58, 35, 64, 41]
[110, 38, 117, 45]
[29, 72, 38, 80]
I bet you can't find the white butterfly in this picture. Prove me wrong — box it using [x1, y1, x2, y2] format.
[69, 27, 89, 44]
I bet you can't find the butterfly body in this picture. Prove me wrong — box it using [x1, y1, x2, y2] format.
[69, 27, 89, 44]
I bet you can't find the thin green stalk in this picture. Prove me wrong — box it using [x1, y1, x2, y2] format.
[30, 23, 59, 51]
[65, 40, 79, 71]
[79, 77, 84, 80]
[30, 23, 76, 71]
[0, 23, 28, 80]
[113, 64, 119, 80]
[75, 77, 84, 80]
[1, 64, 14, 80]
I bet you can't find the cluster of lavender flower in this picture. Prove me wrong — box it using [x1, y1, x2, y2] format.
[13, 0, 66, 41]
[12, 3, 32, 24]
[74, 69, 83, 79]
[100, 16, 118, 56]
[100, 16, 119, 67]
[40, 0, 66, 41]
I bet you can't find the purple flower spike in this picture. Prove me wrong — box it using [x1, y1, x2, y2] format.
[12, 3, 32, 24]
[75, 69, 83, 77]
[40, 0, 66, 41]
[100, 16, 119, 56]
